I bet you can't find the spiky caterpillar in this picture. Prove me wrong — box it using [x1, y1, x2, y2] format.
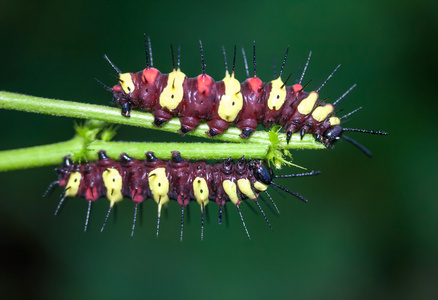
[50, 150, 320, 240]
[102, 38, 387, 156]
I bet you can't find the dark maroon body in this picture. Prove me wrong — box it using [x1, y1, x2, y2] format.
[111, 67, 338, 145]
[57, 151, 268, 206]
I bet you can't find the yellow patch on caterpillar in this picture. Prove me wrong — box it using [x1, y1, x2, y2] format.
[218, 73, 243, 122]
[329, 117, 341, 126]
[237, 178, 256, 200]
[267, 77, 287, 111]
[119, 73, 135, 94]
[65, 172, 82, 197]
[312, 104, 334, 122]
[102, 168, 124, 206]
[223, 179, 239, 205]
[297, 91, 319, 115]
[148, 167, 170, 208]
[159, 69, 186, 110]
[254, 181, 268, 192]
[193, 177, 209, 207]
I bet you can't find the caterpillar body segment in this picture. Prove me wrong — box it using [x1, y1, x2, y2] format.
[53, 150, 320, 239]
[104, 39, 387, 155]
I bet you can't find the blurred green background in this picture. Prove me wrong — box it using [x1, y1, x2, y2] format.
[0, 0, 437, 299]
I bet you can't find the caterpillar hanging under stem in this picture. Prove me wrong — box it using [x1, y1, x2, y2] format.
[97, 35, 387, 157]
[45, 150, 320, 241]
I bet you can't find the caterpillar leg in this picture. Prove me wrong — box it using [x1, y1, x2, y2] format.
[236, 119, 257, 139]
[206, 119, 230, 137]
[178, 116, 201, 134]
[240, 128, 254, 138]
[152, 110, 173, 127]
[285, 125, 298, 144]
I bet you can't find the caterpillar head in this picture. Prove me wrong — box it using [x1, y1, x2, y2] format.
[112, 74, 135, 117]
[56, 155, 77, 187]
[102, 55, 135, 117]
[322, 125, 343, 147]
[250, 160, 274, 185]
[249, 160, 319, 203]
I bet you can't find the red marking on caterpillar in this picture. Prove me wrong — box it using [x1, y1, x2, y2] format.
[98, 37, 387, 157]
[47, 151, 320, 240]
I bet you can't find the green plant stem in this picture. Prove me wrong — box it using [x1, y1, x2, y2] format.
[0, 91, 325, 150]
[0, 136, 83, 171]
[0, 137, 270, 172]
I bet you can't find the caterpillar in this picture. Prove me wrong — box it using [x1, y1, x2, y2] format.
[99, 36, 387, 157]
[47, 150, 320, 240]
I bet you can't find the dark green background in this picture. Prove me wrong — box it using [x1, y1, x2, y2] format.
[1, 0, 437, 299]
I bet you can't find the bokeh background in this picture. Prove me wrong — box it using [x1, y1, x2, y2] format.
[0, 0, 437, 299]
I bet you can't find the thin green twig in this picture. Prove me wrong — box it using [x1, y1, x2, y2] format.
[0, 138, 270, 172]
[0, 91, 326, 150]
